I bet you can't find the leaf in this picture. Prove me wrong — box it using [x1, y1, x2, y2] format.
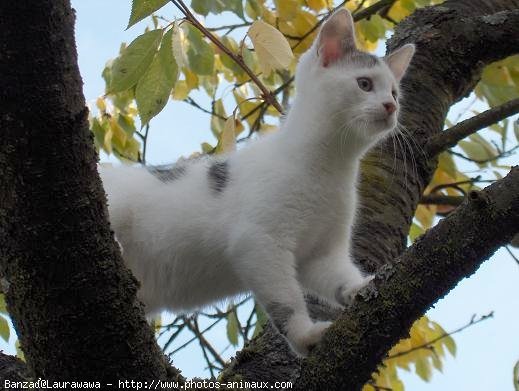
[136, 29, 178, 125]
[415, 356, 432, 382]
[443, 334, 457, 356]
[409, 222, 424, 242]
[307, 0, 328, 11]
[0, 315, 10, 342]
[0, 294, 6, 313]
[226, 307, 240, 346]
[216, 117, 237, 154]
[252, 303, 268, 338]
[192, 0, 244, 18]
[127, 0, 169, 29]
[210, 99, 227, 137]
[458, 140, 491, 163]
[274, 0, 300, 21]
[245, 0, 264, 20]
[437, 152, 457, 179]
[186, 25, 215, 76]
[171, 22, 186, 69]
[110, 29, 163, 93]
[248, 20, 294, 75]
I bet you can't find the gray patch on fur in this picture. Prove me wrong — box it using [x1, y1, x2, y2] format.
[266, 302, 294, 335]
[208, 160, 228, 193]
[148, 164, 187, 183]
[347, 51, 380, 68]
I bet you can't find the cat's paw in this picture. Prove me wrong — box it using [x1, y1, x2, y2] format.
[336, 275, 374, 306]
[287, 320, 333, 356]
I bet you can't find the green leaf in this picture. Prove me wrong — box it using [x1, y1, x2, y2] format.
[0, 294, 6, 313]
[409, 222, 424, 242]
[220, 37, 245, 76]
[226, 307, 240, 346]
[127, 0, 169, 29]
[191, 0, 244, 18]
[0, 315, 10, 342]
[186, 25, 215, 76]
[252, 302, 268, 338]
[458, 140, 491, 163]
[135, 29, 178, 125]
[110, 29, 163, 93]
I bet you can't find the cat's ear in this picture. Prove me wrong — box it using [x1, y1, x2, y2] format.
[385, 44, 415, 81]
[317, 9, 356, 67]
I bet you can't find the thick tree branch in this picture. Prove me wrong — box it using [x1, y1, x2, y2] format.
[295, 167, 519, 390]
[0, 352, 29, 384]
[427, 98, 519, 156]
[0, 0, 182, 383]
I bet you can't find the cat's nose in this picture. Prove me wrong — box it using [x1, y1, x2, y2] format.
[383, 102, 396, 115]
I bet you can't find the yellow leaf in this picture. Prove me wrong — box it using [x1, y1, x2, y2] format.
[103, 125, 113, 154]
[414, 204, 436, 229]
[96, 97, 106, 112]
[211, 99, 227, 137]
[110, 117, 128, 150]
[274, 0, 300, 21]
[248, 20, 294, 75]
[172, 80, 188, 100]
[216, 117, 237, 154]
[171, 22, 186, 68]
[307, 0, 327, 11]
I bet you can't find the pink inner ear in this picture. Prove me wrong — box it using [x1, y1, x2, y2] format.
[322, 40, 342, 67]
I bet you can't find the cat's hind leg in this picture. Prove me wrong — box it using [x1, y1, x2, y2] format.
[228, 227, 331, 356]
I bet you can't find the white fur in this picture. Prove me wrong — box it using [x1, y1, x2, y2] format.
[99, 9, 414, 356]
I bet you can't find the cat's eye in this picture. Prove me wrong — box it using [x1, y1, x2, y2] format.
[392, 90, 398, 99]
[357, 77, 373, 92]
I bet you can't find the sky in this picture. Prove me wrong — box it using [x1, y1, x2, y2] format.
[2, 1, 518, 388]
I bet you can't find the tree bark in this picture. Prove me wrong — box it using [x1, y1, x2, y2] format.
[0, 0, 181, 383]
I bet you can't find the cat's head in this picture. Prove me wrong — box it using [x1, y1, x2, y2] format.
[295, 9, 415, 147]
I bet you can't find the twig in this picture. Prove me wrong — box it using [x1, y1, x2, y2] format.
[505, 246, 519, 265]
[387, 312, 494, 360]
[168, 315, 224, 356]
[207, 22, 251, 32]
[353, 0, 397, 21]
[185, 317, 226, 368]
[419, 194, 464, 206]
[141, 123, 150, 165]
[448, 145, 519, 164]
[169, 0, 284, 114]
[427, 98, 519, 156]
[428, 176, 496, 195]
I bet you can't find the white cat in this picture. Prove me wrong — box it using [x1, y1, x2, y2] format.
[99, 9, 414, 356]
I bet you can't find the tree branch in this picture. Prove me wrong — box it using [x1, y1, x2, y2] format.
[295, 167, 519, 390]
[169, 0, 284, 114]
[427, 98, 519, 156]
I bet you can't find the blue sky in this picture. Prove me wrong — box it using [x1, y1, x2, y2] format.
[3, 1, 518, 388]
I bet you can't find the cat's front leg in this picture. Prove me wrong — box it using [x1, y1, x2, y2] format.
[229, 228, 331, 356]
[299, 250, 374, 307]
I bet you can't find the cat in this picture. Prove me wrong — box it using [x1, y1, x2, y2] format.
[99, 8, 415, 356]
